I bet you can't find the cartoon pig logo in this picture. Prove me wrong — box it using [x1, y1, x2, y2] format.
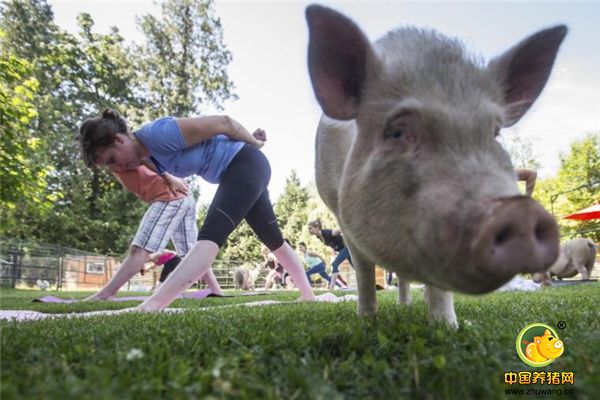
[516, 324, 565, 367]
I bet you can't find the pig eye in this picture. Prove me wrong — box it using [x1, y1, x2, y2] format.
[384, 128, 405, 139]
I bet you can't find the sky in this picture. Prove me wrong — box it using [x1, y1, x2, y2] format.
[49, 0, 600, 205]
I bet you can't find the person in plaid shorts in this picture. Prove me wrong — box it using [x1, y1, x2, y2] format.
[84, 164, 222, 301]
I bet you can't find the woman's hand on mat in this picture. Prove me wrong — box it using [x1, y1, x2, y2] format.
[252, 129, 266, 148]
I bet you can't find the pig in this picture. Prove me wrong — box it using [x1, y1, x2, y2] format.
[548, 238, 597, 280]
[305, 4, 563, 328]
[233, 266, 261, 290]
[234, 268, 248, 290]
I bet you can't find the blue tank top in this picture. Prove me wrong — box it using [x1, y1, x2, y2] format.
[134, 116, 244, 184]
[304, 254, 322, 267]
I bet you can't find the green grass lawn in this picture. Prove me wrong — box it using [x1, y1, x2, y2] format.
[1, 284, 599, 399]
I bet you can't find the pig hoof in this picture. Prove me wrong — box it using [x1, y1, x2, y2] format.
[428, 313, 459, 330]
[357, 304, 378, 316]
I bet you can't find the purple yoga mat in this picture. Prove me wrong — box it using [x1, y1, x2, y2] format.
[32, 289, 272, 303]
[33, 288, 219, 303]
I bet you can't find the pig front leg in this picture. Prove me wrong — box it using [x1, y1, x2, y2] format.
[398, 279, 411, 305]
[346, 241, 378, 316]
[424, 285, 458, 329]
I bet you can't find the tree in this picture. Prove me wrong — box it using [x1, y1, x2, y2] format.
[1, 1, 144, 252]
[0, 41, 46, 235]
[1, 0, 59, 238]
[1, 0, 239, 254]
[273, 170, 310, 246]
[134, 0, 236, 119]
[535, 133, 600, 242]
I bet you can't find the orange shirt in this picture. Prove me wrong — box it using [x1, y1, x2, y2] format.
[112, 165, 185, 204]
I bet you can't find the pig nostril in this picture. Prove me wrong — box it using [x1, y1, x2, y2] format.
[535, 221, 549, 241]
[534, 218, 557, 244]
[495, 226, 513, 246]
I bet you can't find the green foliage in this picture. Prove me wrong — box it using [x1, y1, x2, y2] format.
[0, 0, 236, 254]
[1, 284, 599, 398]
[134, 0, 236, 118]
[192, 202, 262, 262]
[274, 170, 310, 246]
[220, 219, 263, 262]
[0, 0, 145, 252]
[0, 44, 48, 233]
[535, 133, 600, 242]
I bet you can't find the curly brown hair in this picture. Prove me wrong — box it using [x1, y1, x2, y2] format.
[78, 108, 129, 167]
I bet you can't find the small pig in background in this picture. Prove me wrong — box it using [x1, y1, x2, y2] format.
[36, 279, 50, 291]
[305, 4, 564, 328]
[234, 265, 261, 291]
[533, 238, 597, 284]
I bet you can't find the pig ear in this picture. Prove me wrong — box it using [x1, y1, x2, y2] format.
[488, 25, 567, 127]
[306, 5, 374, 120]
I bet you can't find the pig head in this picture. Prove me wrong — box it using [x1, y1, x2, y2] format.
[306, 5, 563, 325]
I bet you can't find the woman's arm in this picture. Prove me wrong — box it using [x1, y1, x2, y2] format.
[140, 160, 189, 195]
[161, 174, 189, 196]
[148, 252, 161, 264]
[140, 158, 158, 173]
[176, 116, 265, 148]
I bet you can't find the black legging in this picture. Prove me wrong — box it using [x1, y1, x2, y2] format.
[197, 144, 284, 250]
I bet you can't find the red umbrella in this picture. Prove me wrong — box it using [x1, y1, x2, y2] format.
[563, 203, 600, 220]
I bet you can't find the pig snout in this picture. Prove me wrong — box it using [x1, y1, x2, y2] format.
[471, 196, 559, 287]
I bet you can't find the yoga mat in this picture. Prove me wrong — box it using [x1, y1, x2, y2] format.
[0, 308, 185, 322]
[550, 279, 597, 287]
[180, 289, 227, 299]
[4, 293, 357, 322]
[33, 289, 271, 303]
[33, 295, 143, 304]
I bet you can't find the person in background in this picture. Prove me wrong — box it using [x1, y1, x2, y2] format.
[298, 242, 332, 288]
[307, 220, 351, 289]
[144, 250, 199, 291]
[262, 245, 284, 290]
